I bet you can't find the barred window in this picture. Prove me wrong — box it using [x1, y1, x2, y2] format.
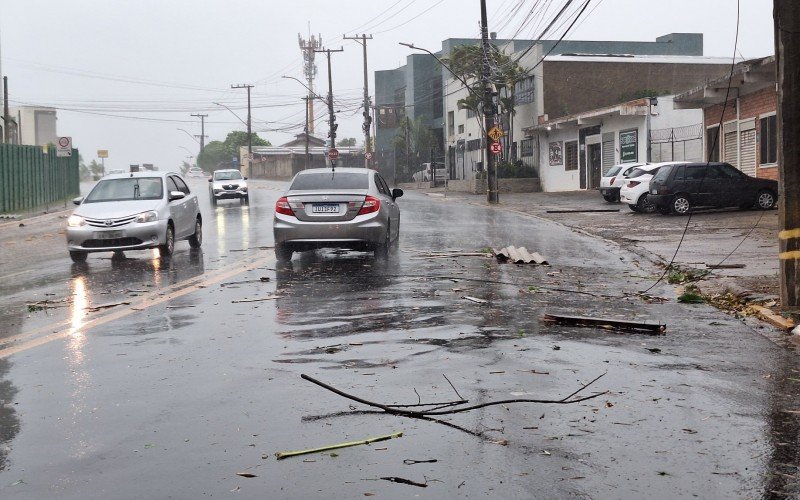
[515, 77, 535, 105]
[521, 139, 534, 157]
[564, 141, 578, 171]
[466, 138, 482, 151]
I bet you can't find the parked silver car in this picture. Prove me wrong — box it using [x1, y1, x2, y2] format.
[65, 171, 202, 263]
[273, 167, 403, 261]
[209, 169, 248, 205]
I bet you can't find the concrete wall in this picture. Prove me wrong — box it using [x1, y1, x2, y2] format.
[399, 177, 541, 195]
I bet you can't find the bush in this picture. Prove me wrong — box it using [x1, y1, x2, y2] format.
[497, 160, 537, 178]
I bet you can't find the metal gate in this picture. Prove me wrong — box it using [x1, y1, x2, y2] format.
[649, 123, 703, 162]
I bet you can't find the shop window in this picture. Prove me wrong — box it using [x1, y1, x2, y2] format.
[564, 141, 578, 171]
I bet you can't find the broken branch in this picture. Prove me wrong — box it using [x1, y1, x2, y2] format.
[274, 431, 403, 460]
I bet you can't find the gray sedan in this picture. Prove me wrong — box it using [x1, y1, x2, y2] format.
[65, 172, 202, 263]
[272, 167, 402, 260]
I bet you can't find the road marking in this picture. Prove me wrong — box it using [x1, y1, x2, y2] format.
[779, 228, 800, 240]
[779, 250, 800, 260]
[0, 253, 276, 359]
[0, 269, 34, 280]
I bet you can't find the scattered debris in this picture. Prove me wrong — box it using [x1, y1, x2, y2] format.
[381, 477, 427, 488]
[667, 267, 709, 284]
[493, 246, 548, 265]
[403, 459, 438, 465]
[236, 472, 257, 478]
[749, 305, 796, 331]
[542, 313, 666, 334]
[274, 432, 403, 460]
[461, 296, 487, 305]
[231, 294, 281, 304]
[705, 263, 746, 269]
[677, 285, 704, 304]
[221, 277, 271, 287]
[87, 300, 131, 312]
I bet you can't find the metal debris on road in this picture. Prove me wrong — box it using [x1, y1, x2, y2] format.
[403, 459, 438, 465]
[461, 295, 488, 305]
[493, 246, 548, 265]
[274, 432, 403, 460]
[236, 472, 257, 478]
[86, 300, 131, 312]
[231, 294, 281, 304]
[705, 263, 746, 269]
[542, 313, 666, 334]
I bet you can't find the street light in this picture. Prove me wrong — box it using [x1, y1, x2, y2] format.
[177, 128, 201, 144]
[212, 102, 248, 127]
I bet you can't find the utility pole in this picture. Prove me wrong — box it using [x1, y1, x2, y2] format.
[299, 30, 322, 135]
[314, 47, 344, 159]
[190, 113, 208, 153]
[776, 0, 800, 309]
[301, 96, 311, 169]
[344, 34, 373, 168]
[231, 84, 254, 158]
[480, 0, 499, 204]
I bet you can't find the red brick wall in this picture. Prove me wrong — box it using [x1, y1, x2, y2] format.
[703, 86, 778, 179]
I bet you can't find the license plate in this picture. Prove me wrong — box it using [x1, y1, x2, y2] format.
[312, 203, 339, 214]
[94, 230, 124, 239]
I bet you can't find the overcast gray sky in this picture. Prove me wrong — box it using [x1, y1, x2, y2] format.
[0, 0, 775, 171]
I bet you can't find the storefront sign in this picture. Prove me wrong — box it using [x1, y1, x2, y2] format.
[549, 141, 563, 166]
[619, 129, 638, 163]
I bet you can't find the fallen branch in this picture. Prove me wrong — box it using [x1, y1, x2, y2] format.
[381, 476, 427, 488]
[231, 294, 281, 304]
[274, 432, 403, 460]
[542, 313, 666, 334]
[87, 300, 130, 312]
[300, 373, 607, 417]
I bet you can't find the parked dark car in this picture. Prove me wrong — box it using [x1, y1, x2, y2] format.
[648, 162, 778, 215]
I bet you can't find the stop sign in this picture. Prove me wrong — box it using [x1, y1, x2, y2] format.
[327, 148, 340, 161]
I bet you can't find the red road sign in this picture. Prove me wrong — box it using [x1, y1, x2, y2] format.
[328, 148, 340, 161]
[364, 152, 373, 160]
[490, 141, 502, 154]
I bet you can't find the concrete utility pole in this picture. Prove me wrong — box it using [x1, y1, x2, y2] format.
[480, 0, 499, 204]
[231, 84, 254, 158]
[314, 47, 344, 154]
[775, 0, 800, 309]
[344, 34, 373, 168]
[190, 113, 208, 153]
[301, 96, 311, 169]
[299, 30, 322, 135]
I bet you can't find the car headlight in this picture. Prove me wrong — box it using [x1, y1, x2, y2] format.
[67, 215, 85, 227]
[135, 211, 158, 223]
[240, 186, 248, 192]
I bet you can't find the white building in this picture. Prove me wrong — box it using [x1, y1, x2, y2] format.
[9, 106, 58, 146]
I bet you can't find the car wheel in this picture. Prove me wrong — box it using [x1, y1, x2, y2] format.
[69, 251, 87, 263]
[628, 204, 639, 212]
[211, 195, 217, 206]
[637, 194, 657, 214]
[241, 195, 249, 205]
[756, 189, 777, 210]
[375, 222, 391, 257]
[602, 194, 615, 202]
[671, 194, 691, 215]
[159, 224, 175, 257]
[275, 244, 293, 261]
[188, 217, 202, 248]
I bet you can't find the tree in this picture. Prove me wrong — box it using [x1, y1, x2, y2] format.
[87, 159, 104, 180]
[392, 116, 437, 181]
[180, 161, 193, 175]
[78, 155, 92, 181]
[196, 141, 229, 171]
[222, 131, 271, 157]
[337, 137, 357, 147]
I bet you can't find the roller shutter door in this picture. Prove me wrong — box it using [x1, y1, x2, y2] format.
[739, 129, 756, 176]
[724, 131, 738, 169]
[602, 133, 615, 168]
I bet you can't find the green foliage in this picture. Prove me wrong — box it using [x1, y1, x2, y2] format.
[497, 160, 537, 178]
[677, 284, 704, 304]
[337, 137, 357, 147]
[667, 266, 709, 284]
[196, 131, 271, 171]
[392, 116, 438, 180]
[87, 159, 104, 180]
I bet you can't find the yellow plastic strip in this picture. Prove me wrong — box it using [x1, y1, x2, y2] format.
[779, 228, 800, 240]
[779, 250, 800, 260]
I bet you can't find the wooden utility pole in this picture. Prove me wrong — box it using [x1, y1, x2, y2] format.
[344, 34, 373, 168]
[480, 0, 499, 203]
[776, 0, 800, 309]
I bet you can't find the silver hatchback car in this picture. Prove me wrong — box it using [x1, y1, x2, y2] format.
[273, 167, 403, 260]
[66, 172, 202, 263]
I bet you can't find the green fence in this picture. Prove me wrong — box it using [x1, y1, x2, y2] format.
[0, 144, 80, 214]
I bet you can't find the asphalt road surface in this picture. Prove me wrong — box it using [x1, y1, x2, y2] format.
[0, 178, 798, 498]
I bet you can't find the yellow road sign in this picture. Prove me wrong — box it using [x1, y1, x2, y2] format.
[97, 150, 109, 158]
[487, 126, 504, 141]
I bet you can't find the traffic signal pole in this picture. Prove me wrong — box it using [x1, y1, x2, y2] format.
[775, 0, 800, 309]
[480, 0, 499, 204]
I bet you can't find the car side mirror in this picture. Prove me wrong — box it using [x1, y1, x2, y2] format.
[169, 191, 186, 201]
[244, 177, 248, 180]
[392, 188, 404, 200]
[72, 196, 84, 205]
[207, 178, 213, 183]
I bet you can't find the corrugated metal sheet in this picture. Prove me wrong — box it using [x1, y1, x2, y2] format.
[493, 246, 548, 265]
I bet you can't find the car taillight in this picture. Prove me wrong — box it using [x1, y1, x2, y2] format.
[628, 181, 640, 188]
[658, 186, 671, 195]
[610, 176, 616, 185]
[358, 195, 381, 215]
[275, 197, 294, 216]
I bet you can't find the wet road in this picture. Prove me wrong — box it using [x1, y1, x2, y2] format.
[1, 179, 799, 498]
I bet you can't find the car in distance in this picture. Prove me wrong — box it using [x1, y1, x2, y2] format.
[187, 167, 206, 178]
[65, 171, 202, 263]
[105, 169, 126, 176]
[599, 162, 646, 202]
[648, 161, 778, 215]
[273, 167, 403, 261]
[619, 163, 678, 213]
[209, 169, 249, 205]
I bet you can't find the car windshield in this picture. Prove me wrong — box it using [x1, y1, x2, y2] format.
[214, 171, 243, 181]
[289, 172, 369, 190]
[604, 166, 622, 177]
[85, 177, 163, 202]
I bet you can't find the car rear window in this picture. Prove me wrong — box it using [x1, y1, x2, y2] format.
[604, 166, 622, 177]
[290, 172, 369, 190]
[85, 177, 163, 202]
[651, 166, 672, 183]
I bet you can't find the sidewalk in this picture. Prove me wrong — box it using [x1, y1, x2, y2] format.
[422, 187, 780, 301]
